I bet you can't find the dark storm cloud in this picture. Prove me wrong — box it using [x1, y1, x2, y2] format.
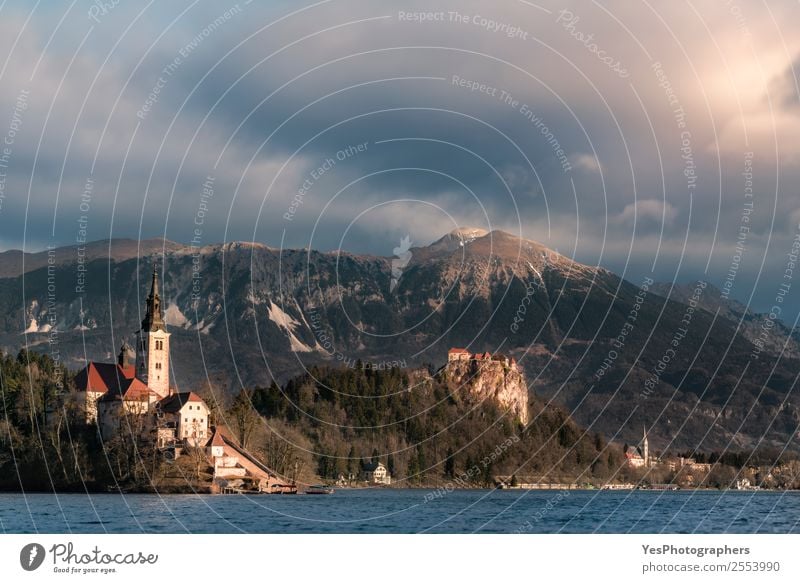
[2, 0, 800, 317]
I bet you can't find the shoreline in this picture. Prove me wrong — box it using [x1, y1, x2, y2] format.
[2, 486, 798, 495]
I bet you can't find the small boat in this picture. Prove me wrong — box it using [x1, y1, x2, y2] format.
[305, 484, 334, 495]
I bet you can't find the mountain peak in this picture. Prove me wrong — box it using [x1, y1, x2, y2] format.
[422, 227, 489, 254]
[446, 226, 489, 241]
[414, 227, 570, 268]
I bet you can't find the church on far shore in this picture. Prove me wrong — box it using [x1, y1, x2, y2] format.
[73, 266, 209, 444]
[73, 266, 295, 493]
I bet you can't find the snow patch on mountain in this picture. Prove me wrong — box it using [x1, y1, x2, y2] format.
[164, 303, 189, 327]
[267, 301, 314, 352]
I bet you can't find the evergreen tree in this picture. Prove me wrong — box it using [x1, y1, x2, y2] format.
[406, 454, 419, 482]
[347, 445, 357, 477]
[444, 447, 456, 478]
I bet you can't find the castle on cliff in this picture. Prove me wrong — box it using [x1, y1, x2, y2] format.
[447, 347, 519, 370]
[444, 347, 527, 424]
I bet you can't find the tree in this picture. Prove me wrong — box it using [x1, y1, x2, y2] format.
[482, 462, 494, 487]
[228, 390, 260, 450]
[347, 445, 357, 477]
[406, 453, 420, 483]
[262, 430, 302, 478]
[196, 378, 229, 426]
[102, 406, 160, 489]
[187, 444, 210, 483]
[444, 447, 455, 479]
[416, 447, 426, 482]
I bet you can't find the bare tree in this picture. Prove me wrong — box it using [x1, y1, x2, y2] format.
[261, 431, 306, 479]
[228, 391, 259, 450]
[197, 377, 230, 427]
[103, 406, 160, 489]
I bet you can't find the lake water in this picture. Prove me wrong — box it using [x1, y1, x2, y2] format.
[1, 489, 798, 534]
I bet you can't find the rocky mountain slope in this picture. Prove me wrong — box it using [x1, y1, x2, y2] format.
[1, 229, 798, 454]
[650, 280, 800, 360]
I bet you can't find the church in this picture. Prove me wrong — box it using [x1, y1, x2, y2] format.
[73, 266, 294, 493]
[73, 266, 204, 443]
[625, 427, 651, 468]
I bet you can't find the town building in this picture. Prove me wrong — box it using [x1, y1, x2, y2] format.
[361, 461, 392, 485]
[156, 392, 209, 446]
[204, 426, 296, 493]
[665, 457, 712, 473]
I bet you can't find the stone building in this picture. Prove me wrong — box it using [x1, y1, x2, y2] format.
[156, 392, 209, 446]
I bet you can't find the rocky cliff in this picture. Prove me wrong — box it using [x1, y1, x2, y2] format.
[439, 358, 528, 425]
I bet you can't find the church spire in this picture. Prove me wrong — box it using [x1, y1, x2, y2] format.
[142, 264, 165, 332]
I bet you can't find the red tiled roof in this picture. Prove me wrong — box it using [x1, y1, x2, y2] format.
[206, 426, 227, 448]
[448, 348, 470, 354]
[74, 362, 135, 395]
[97, 377, 155, 403]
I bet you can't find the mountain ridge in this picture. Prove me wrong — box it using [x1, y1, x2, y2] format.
[1, 229, 798, 454]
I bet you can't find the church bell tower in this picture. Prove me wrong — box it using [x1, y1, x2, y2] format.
[135, 265, 170, 399]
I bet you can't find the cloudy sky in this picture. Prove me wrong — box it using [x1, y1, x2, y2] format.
[1, 0, 800, 318]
